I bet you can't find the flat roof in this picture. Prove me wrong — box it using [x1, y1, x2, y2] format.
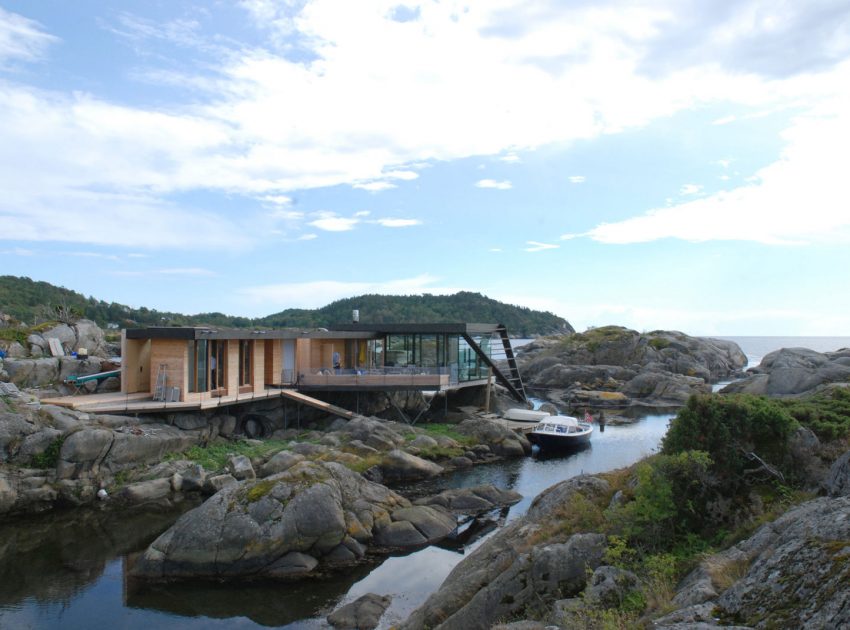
[125, 323, 505, 340]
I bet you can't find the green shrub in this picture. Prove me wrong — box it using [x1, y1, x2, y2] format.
[648, 337, 670, 351]
[662, 394, 797, 488]
[781, 387, 850, 440]
[609, 451, 712, 551]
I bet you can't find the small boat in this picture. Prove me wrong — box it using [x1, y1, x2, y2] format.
[527, 415, 593, 450]
[503, 408, 552, 423]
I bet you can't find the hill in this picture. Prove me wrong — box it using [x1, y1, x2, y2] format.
[0, 276, 572, 336]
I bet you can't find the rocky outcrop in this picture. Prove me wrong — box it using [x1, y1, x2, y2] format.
[132, 460, 458, 581]
[413, 485, 522, 514]
[400, 475, 610, 630]
[721, 347, 850, 397]
[454, 418, 531, 457]
[518, 327, 746, 409]
[661, 467, 850, 630]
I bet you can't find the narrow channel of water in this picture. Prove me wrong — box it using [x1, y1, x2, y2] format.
[0, 412, 673, 630]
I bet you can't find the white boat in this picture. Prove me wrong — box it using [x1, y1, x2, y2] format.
[527, 415, 593, 450]
[503, 408, 552, 423]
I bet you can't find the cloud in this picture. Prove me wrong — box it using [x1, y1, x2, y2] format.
[112, 267, 215, 277]
[524, 241, 559, 252]
[308, 212, 360, 231]
[500, 153, 521, 163]
[585, 89, 850, 245]
[298, 233, 318, 240]
[354, 181, 397, 192]
[238, 274, 461, 309]
[476, 179, 513, 190]
[568, 175, 586, 183]
[373, 218, 422, 228]
[0, 7, 58, 67]
[680, 183, 703, 195]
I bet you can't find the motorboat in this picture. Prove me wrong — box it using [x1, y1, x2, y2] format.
[503, 408, 552, 423]
[527, 415, 593, 450]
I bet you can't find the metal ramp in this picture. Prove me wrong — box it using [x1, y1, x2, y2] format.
[462, 325, 527, 402]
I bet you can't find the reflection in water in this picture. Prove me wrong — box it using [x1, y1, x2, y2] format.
[0, 413, 673, 630]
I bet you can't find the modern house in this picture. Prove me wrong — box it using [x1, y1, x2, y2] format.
[47, 323, 526, 414]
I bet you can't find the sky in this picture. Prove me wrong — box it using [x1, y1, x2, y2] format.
[1, 1, 849, 336]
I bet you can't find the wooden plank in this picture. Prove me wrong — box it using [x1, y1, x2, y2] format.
[47, 337, 64, 357]
[279, 389, 354, 419]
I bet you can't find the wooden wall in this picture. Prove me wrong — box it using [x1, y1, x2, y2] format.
[264, 339, 282, 385]
[121, 334, 150, 394]
[252, 339, 265, 394]
[149, 339, 187, 401]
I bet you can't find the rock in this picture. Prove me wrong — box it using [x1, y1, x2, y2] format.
[448, 456, 473, 469]
[676, 495, 850, 629]
[120, 478, 172, 504]
[291, 442, 328, 457]
[400, 475, 610, 630]
[414, 484, 522, 515]
[0, 473, 17, 513]
[380, 449, 444, 482]
[260, 451, 305, 477]
[41, 323, 76, 353]
[18, 427, 62, 463]
[3, 358, 60, 388]
[327, 593, 392, 630]
[825, 449, 850, 497]
[6, 342, 27, 358]
[723, 347, 850, 397]
[169, 413, 209, 431]
[345, 440, 380, 457]
[584, 565, 639, 609]
[181, 464, 207, 492]
[408, 434, 438, 450]
[228, 455, 256, 480]
[518, 327, 747, 408]
[132, 461, 411, 580]
[375, 505, 456, 547]
[73, 320, 108, 357]
[216, 414, 237, 437]
[455, 418, 531, 457]
[56, 428, 113, 479]
[0, 412, 38, 462]
[204, 473, 238, 494]
[491, 622, 548, 630]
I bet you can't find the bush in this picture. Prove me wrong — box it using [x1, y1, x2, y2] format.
[781, 387, 850, 440]
[662, 394, 797, 488]
[609, 451, 712, 551]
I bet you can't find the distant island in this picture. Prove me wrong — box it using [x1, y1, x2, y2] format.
[0, 276, 573, 337]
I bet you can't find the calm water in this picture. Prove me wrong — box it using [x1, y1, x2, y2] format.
[3, 336, 848, 629]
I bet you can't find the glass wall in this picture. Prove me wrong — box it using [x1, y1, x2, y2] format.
[238, 340, 252, 386]
[188, 339, 208, 393]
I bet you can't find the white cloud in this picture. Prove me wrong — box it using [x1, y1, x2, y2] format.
[354, 181, 397, 191]
[0, 7, 58, 67]
[308, 212, 360, 231]
[476, 179, 513, 190]
[568, 175, 586, 183]
[0, 247, 34, 256]
[238, 274, 461, 309]
[500, 153, 521, 163]
[680, 183, 703, 195]
[298, 233, 318, 240]
[374, 218, 422, 228]
[585, 90, 850, 245]
[524, 241, 559, 252]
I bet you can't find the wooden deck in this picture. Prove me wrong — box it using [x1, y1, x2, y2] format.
[42, 388, 354, 419]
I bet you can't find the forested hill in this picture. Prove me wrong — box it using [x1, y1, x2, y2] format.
[0, 277, 572, 337]
[256, 292, 573, 336]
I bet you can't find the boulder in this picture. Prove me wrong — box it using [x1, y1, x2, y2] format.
[414, 484, 522, 515]
[455, 418, 531, 457]
[120, 478, 172, 504]
[181, 464, 207, 492]
[0, 473, 17, 513]
[374, 506, 456, 548]
[2, 358, 60, 388]
[132, 461, 411, 580]
[56, 428, 113, 478]
[204, 473, 238, 494]
[228, 455, 256, 481]
[723, 347, 850, 397]
[825, 449, 850, 497]
[260, 451, 305, 477]
[73, 320, 109, 357]
[41, 324, 76, 353]
[327, 593, 392, 630]
[380, 449, 443, 482]
[584, 565, 639, 609]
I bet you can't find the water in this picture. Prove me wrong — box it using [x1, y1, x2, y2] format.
[0, 414, 672, 630]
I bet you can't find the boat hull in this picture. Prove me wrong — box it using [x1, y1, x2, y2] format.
[528, 431, 592, 450]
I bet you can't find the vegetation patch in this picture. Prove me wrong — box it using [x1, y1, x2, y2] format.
[245, 479, 279, 503]
[780, 387, 850, 440]
[171, 439, 291, 472]
[418, 422, 477, 447]
[29, 435, 65, 469]
[648, 337, 671, 351]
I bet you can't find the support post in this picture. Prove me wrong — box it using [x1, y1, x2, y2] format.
[484, 367, 493, 412]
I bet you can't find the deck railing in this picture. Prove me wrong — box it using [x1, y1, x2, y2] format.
[298, 366, 457, 388]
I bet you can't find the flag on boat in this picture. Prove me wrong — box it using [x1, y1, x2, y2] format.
[584, 411, 593, 423]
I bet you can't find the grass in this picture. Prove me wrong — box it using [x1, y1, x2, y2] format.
[171, 439, 291, 472]
[416, 422, 477, 446]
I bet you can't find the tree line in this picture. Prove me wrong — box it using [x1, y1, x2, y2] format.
[0, 276, 572, 337]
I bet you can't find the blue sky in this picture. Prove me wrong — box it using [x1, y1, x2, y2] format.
[1, 1, 850, 335]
